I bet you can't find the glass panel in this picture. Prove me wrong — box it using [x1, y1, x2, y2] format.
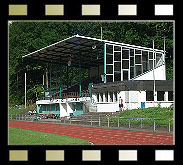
[97, 93, 99, 102]
[122, 60, 129, 69]
[130, 49, 134, 56]
[100, 93, 103, 102]
[123, 70, 128, 80]
[106, 75, 113, 82]
[157, 91, 165, 101]
[146, 91, 154, 101]
[114, 71, 121, 81]
[135, 55, 141, 64]
[130, 67, 134, 79]
[122, 49, 129, 59]
[135, 65, 142, 76]
[135, 49, 141, 54]
[109, 92, 113, 102]
[114, 92, 117, 102]
[168, 91, 173, 101]
[114, 62, 121, 71]
[106, 65, 113, 74]
[149, 60, 153, 70]
[142, 51, 148, 62]
[106, 54, 113, 64]
[156, 53, 162, 66]
[143, 62, 148, 72]
[105, 92, 108, 102]
[130, 57, 134, 66]
[114, 46, 121, 51]
[106, 44, 113, 54]
[149, 52, 153, 59]
[114, 52, 121, 61]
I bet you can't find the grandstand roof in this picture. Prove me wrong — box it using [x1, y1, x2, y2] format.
[22, 35, 164, 69]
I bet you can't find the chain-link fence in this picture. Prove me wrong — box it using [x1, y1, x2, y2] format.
[9, 114, 173, 132]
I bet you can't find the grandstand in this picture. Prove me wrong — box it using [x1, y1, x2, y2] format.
[22, 35, 174, 117]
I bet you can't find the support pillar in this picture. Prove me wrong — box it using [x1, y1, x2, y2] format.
[60, 65, 62, 99]
[67, 66, 69, 92]
[104, 43, 106, 83]
[79, 60, 81, 97]
[25, 72, 26, 109]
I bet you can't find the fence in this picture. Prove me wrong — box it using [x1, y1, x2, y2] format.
[9, 114, 173, 133]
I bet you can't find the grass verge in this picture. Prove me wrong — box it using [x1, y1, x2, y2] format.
[9, 127, 91, 145]
[109, 107, 174, 126]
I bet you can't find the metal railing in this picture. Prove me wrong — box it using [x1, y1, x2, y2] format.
[9, 114, 173, 132]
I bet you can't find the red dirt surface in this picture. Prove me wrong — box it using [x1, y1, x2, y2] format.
[9, 120, 173, 145]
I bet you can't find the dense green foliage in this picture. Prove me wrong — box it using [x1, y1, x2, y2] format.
[9, 22, 174, 105]
[9, 127, 91, 145]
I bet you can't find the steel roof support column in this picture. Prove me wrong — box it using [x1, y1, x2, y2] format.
[67, 65, 68, 93]
[25, 72, 26, 109]
[49, 64, 52, 94]
[60, 65, 62, 99]
[79, 60, 81, 97]
[104, 43, 106, 83]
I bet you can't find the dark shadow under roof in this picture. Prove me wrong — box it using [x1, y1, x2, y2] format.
[91, 80, 173, 93]
[22, 35, 164, 69]
[22, 35, 105, 69]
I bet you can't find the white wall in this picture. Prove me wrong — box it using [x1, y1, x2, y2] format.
[97, 103, 118, 112]
[134, 64, 166, 80]
[59, 103, 67, 117]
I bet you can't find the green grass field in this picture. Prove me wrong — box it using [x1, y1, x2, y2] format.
[9, 127, 91, 145]
[9, 107, 26, 116]
[109, 107, 174, 126]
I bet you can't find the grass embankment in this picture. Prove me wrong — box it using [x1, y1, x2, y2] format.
[110, 107, 174, 126]
[9, 107, 26, 116]
[9, 127, 91, 145]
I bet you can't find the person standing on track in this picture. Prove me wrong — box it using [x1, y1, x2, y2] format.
[119, 96, 123, 111]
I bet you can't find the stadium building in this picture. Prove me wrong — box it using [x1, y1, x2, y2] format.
[22, 35, 174, 117]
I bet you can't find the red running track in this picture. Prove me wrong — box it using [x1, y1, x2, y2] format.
[9, 121, 173, 145]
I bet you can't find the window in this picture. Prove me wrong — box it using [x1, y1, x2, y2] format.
[130, 67, 135, 79]
[135, 49, 141, 54]
[109, 92, 113, 102]
[114, 71, 121, 81]
[114, 92, 117, 102]
[100, 93, 103, 102]
[114, 52, 121, 61]
[105, 92, 108, 102]
[114, 46, 121, 51]
[157, 91, 165, 101]
[149, 52, 153, 59]
[122, 60, 129, 69]
[142, 51, 148, 61]
[149, 60, 153, 70]
[97, 93, 99, 102]
[168, 91, 173, 101]
[135, 65, 142, 76]
[106, 65, 113, 74]
[135, 55, 141, 64]
[106, 44, 113, 54]
[114, 62, 121, 71]
[123, 70, 129, 80]
[156, 53, 162, 67]
[143, 62, 148, 72]
[146, 91, 154, 101]
[130, 49, 134, 56]
[106, 54, 113, 64]
[106, 75, 113, 82]
[122, 49, 129, 59]
[130, 57, 134, 67]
